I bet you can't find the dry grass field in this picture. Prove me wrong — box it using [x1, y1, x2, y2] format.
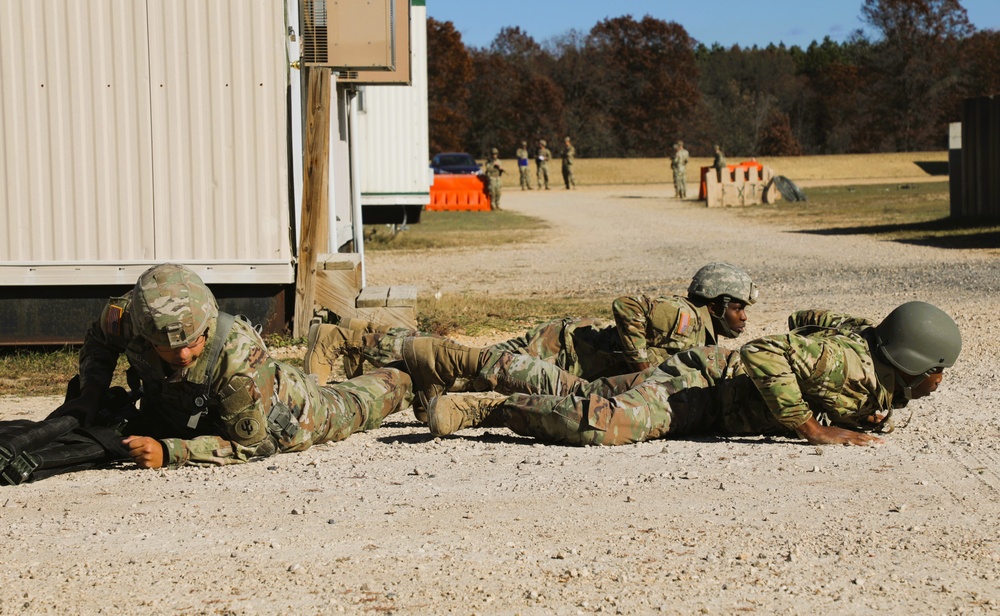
[501, 151, 950, 186]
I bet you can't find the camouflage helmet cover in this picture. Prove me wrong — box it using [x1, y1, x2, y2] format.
[539, 139, 546, 146]
[687, 262, 758, 305]
[130, 263, 218, 348]
[491, 148, 499, 154]
[875, 301, 961, 376]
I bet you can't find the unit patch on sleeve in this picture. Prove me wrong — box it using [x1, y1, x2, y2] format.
[106, 304, 125, 335]
[675, 312, 690, 335]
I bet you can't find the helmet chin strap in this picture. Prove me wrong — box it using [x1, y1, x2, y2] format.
[895, 371, 925, 400]
[711, 297, 736, 338]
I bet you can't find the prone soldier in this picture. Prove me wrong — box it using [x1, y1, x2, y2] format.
[397, 302, 961, 448]
[1, 263, 413, 481]
[304, 263, 758, 390]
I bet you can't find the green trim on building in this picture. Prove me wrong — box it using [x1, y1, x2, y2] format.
[411, 0, 425, 6]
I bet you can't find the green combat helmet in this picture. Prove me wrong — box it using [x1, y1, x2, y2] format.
[874, 301, 961, 399]
[130, 263, 219, 348]
[687, 262, 759, 338]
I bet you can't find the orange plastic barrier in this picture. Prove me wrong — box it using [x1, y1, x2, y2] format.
[426, 174, 491, 211]
[699, 160, 764, 199]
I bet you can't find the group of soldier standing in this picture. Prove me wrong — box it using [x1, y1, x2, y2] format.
[482, 137, 576, 210]
[487, 137, 727, 208]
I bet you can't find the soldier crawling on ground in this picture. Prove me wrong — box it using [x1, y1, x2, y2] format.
[0, 263, 414, 483]
[304, 262, 758, 389]
[388, 302, 961, 448]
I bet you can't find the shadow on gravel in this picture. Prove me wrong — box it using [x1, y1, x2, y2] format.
[794, 217, 1000, 250]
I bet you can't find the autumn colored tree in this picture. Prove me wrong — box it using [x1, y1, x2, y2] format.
[794, 37, 871, 153]
[959, 29, 1000, 98]
[426, 18, 473, 154]
[464, 28, 565, 157]
[581, 16, 701, 157]
[858, 0, 974, 151]
[697, 44, 802, 157]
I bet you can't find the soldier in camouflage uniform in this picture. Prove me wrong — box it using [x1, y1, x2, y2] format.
[535, 139, 551, 190]
[484, 148, 503, 210]
[413, 302, 961, 447]
[306, 263, 757, 387]
[516, 141, 532, 190]
[712, 144, 727, 182]
[671, 141, 689, 198]
[50, 264, 412, 468]
[560, 136, 576, 189]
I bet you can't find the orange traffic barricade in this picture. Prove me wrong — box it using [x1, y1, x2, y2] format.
[427, 174, 491, 211]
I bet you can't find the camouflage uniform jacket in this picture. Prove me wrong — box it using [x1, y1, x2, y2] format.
[79, 295, 388, 467]
[536, 146, 552, 168]
[611, 294, 717, 366]
[485, 156, 503, 179]
[561, 144, 575, 167]
[736, 310, 895, 434]
[671, 148, 689, 170]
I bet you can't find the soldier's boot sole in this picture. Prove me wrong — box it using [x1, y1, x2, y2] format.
[427, 394, 506, 437]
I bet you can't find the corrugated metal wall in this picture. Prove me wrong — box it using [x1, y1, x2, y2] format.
[357, 2, 429, 207]
[0, 0, 293, 285]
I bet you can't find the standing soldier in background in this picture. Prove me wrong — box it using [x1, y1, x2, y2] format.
[516, 141, 532, 190]
[535, 139, 552, 190]
[671, 141, 690, 198]
[30, 263, 413, 473]
[485, 148, 504, 210]
[561, 136, 576, 189]
[712, 144, 727, 182]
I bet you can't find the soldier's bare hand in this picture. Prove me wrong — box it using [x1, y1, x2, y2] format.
[796, 417, 884, 447]
[122, 435, 165, 469]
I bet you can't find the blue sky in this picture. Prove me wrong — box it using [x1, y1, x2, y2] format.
[427, 0, 1000, 50]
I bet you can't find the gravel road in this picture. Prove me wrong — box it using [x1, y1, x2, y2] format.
[2, 184, 999, 615]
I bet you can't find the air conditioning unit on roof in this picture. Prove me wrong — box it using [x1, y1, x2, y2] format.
[302, 0, 395, 71]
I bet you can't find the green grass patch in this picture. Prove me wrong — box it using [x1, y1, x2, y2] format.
[416, 293, 611, 338]
[0, 347, 131, 397]
[738, 181, 1000, 249]
[364, 209, 548, 250]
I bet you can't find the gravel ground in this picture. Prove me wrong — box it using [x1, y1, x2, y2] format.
[2, 184, 999, 615]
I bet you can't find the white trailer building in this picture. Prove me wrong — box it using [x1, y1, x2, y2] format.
[0, 0, 428, 343]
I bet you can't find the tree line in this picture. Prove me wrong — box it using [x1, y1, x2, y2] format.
[427, 0, 1000, 160]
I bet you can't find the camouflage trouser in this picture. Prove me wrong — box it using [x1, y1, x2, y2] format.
[519, 165, 531, 189]
[360, 318, 631, 382]
[537, 164, 549, 189]
[673, 167, 687, 198]
[488, 176, 502, 210]
[474, 346, 785, 446]
[158, 368, 414, 466]
[562, 162, 574, 189]
[312, 368, 414, 442]
[489, 317, 632, 379]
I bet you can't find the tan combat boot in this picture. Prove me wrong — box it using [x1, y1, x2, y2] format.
[401, 337, 484, 409]
[304, 322, 367, 384]
[427, 394, 506, 436]
[338, 316, 394, 336]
